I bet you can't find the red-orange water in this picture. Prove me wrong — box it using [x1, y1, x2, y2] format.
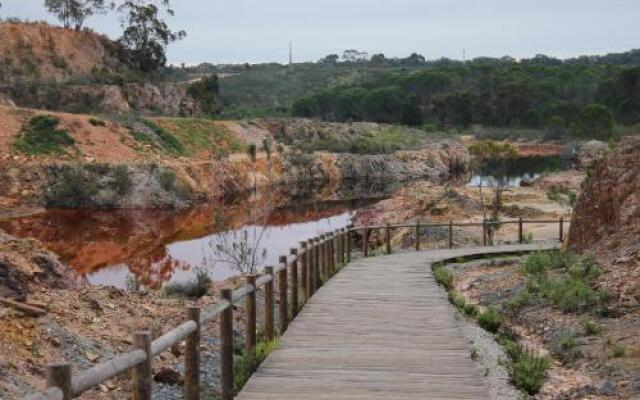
[0, 199, 365, 289]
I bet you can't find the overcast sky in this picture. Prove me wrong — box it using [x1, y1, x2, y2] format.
[3, 0, 640, 65]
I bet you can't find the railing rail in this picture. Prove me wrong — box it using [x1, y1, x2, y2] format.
[23, 218, 567, 400]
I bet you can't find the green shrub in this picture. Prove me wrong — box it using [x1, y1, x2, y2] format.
[551, 331, 582, 363]
[112, 165, 133, 197]
[496, 335, 550, 395]
[234, 339, 280, 394]
[136, 119, 186, 155]
[433, 264, 454, 291]
[463, 303, 478, 317]
[477, 309, 503, 333]
[611, 343, 626, 358]
[89, 118, 107, 127]
[582, 319, 600, 336]
[511, 351, 551, 395]
[524, 250, 575, 276]
[164, 268, 211, 298]
[247, 143, 257, 161]
[158, 170, 176, 192]
[14, 115, 75, 155]
[505, 290, 533, 312]
[46, 165, 98, 208]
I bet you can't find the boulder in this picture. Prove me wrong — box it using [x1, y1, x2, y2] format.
[575, 140, 608, 169]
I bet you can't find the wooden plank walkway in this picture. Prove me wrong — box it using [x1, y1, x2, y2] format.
[237, 244, 559, 400]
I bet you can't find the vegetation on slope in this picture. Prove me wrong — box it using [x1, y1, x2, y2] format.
[14, 115, 75, 155]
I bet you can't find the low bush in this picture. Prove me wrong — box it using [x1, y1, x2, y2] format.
[14, 115, 75, 155]
[46, 165, 98, 208]
[433, 264, 454, 290]
[158, 169, 177, 192]
[582, 319, 600, 336]
[497, 335, 550, 395]
[135, 119, 186, 156]
[112, 165, 133, 197]
[477, 309, 503, 333]
[611, 343, 626, 358]
[234, 339, 280, 394]
[164, 268, 211, 298]
[551, 330, 582, 363]
[511, 350, 551, 395]
[89, 118, 107, 127]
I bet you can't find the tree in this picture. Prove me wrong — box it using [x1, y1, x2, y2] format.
[187, 74, 219, 115]
[320, 54, 339, 65]
[44, 0, 113, 30]
[118, 0, 186, 72]
[469, 140, 518, 245]
[370, 53, 387, 67]
[401, 94, 423, 126]
[574, 104, 615, 139]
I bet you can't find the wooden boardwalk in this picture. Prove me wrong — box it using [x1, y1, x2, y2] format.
[237, 244, 558, 400]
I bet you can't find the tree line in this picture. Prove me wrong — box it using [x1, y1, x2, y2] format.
[291, 55, 640, 139]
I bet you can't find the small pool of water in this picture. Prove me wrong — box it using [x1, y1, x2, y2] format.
[468, 156, 573, 187]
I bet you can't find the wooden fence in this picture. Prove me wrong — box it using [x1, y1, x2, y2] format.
[23, 218, 567, 400]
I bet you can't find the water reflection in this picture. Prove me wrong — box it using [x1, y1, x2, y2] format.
[0, 187, 381, 289]
[469, 156, 573, 187]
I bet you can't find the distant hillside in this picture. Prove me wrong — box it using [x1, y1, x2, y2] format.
[0, 21, 130, 84]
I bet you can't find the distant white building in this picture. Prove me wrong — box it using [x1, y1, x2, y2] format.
[342, 50, 370, 62]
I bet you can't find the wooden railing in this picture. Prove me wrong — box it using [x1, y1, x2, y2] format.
[23, 218, 566, 400]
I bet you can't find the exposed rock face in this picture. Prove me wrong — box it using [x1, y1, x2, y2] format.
[335, 141, 469, 181]
[0, 230, 71, 300]
[2, 82, 202, 117]
[567, 136, 640, 304]
[575, 140, 609, 169]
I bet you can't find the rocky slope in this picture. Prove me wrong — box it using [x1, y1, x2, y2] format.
[0, 21, 129, 84]
[0, 106, 470, 212]
[568, 136, 640, 306]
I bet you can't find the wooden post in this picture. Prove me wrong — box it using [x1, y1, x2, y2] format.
[300, 242, 308, 303]
[132, 331, 152, 400]
[185, 307, 201, 400]
[559, 217, 564, 242]
[220, 289, 233, 400]
[346, 228, 352, 263]
[290, 248, 299, 315]
[319, 235, 326, 281]
[264, 267, 275, 342]
[519, 217, 524, 244]
[313, 237, 320, 291]
[308, 239, 316, 295]
[482, 219, 487, 246]
[245, 275, 257, 357]
[415, 222, 420, 251]
[331, 231, 337, 272]
[46, 363, 71, 400]
[363, 228, 369, 257]
[340, 228, 346, 265]
[326, 233, 333, 276]
[448, 220, 453, 249]
[385, 224, 391, 255]
[278, 255, 289, 334]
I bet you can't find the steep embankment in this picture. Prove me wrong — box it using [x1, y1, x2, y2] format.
[0, 22, 203, 116]
[0, 107, 469, 213]
[0, 21, 128, 84]
[568, 136, 640, 305]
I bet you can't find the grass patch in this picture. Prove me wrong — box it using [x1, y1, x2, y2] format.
[497, 334, 550, 395]
[133, 119, 186, 156]
[151, 117, 244, 158]
[296, 125, 434, 155]
[582, 319, 601, 336]
[433, 263, 454, 290]
[234, 339, 280, 394]
[509, 250, 610, 314]
[164, 268, 211, 298]
[547, 185, 577, 207]
[477, 309, 503, 333]
[611, 343, 626, 358]
[551, 330, 582, 363]
[14, 115, 75, 155]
